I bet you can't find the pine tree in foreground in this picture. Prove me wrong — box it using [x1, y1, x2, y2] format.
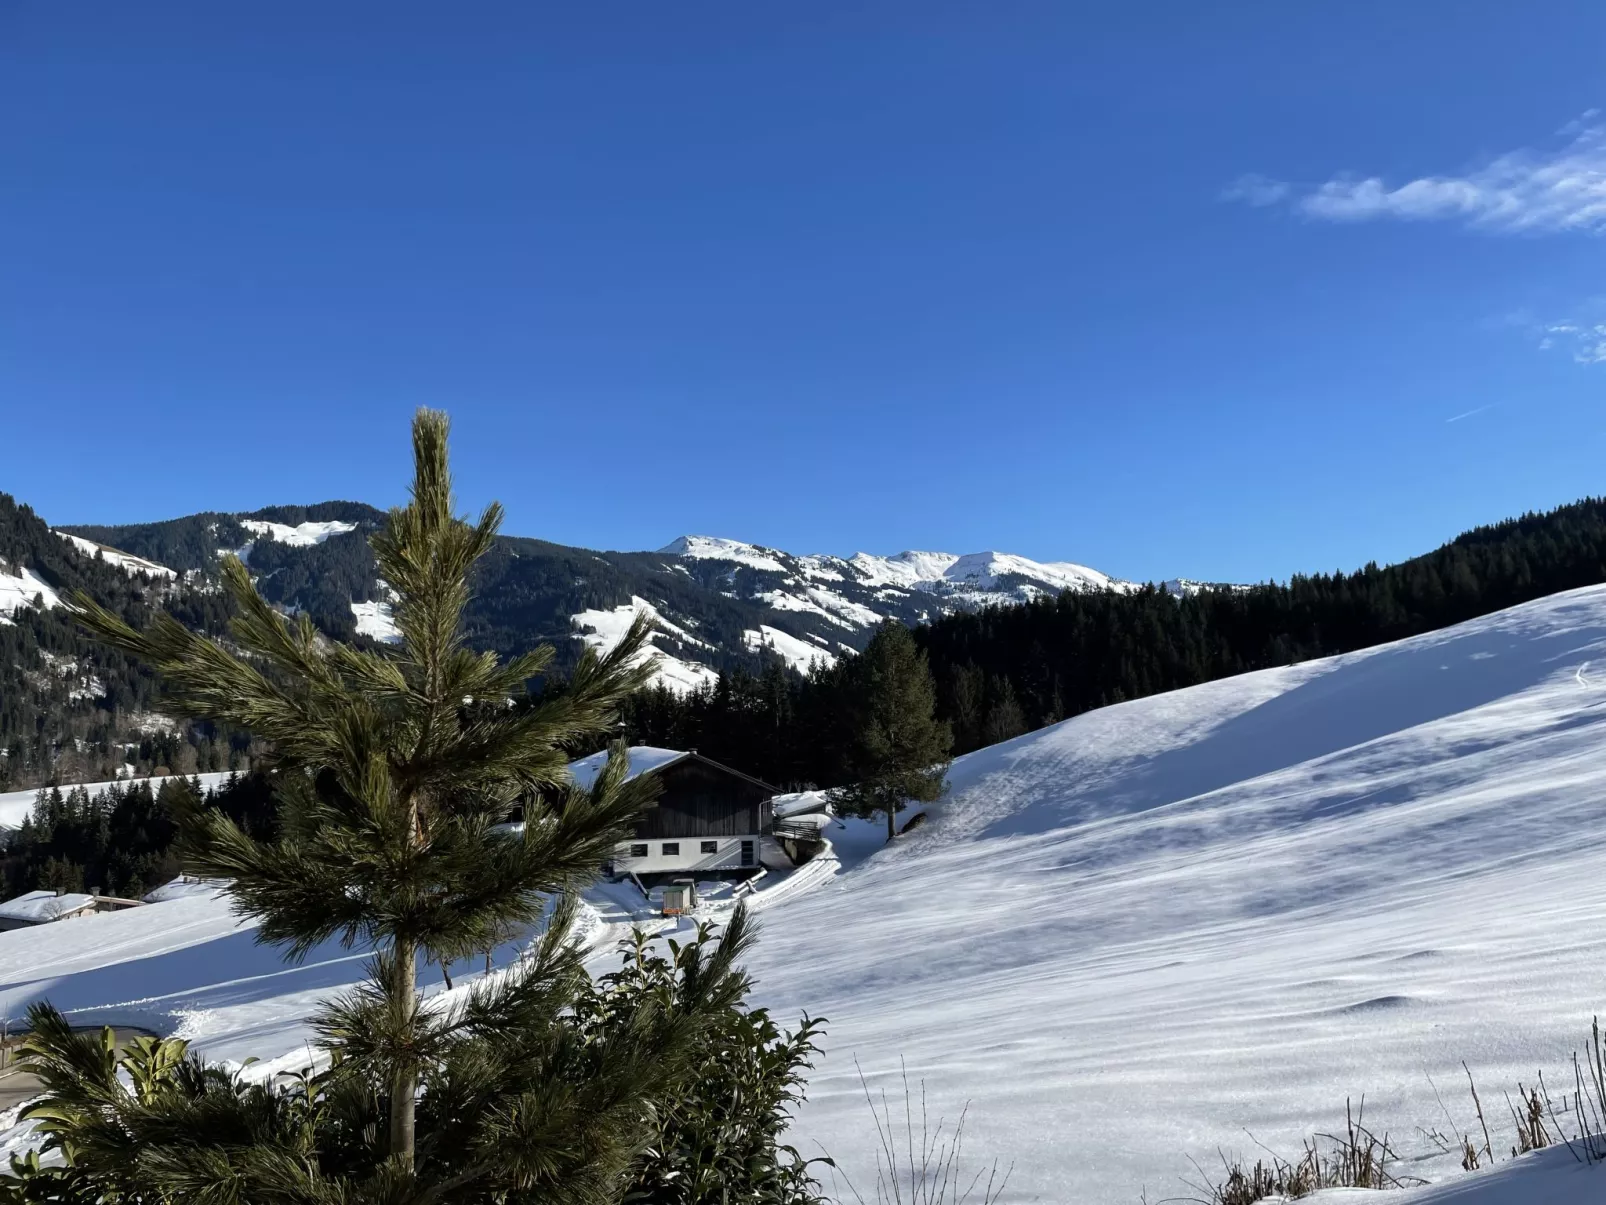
[2, 410, 822, 1203]
[826, 621, 952, 842]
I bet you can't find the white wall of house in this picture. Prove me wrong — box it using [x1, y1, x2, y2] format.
[610, 834, 767, 876]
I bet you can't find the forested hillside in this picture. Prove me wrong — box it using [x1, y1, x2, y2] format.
[613, 495, 1606, 787]
[0, 495, 258, 791]
[65, 507, 846, 679]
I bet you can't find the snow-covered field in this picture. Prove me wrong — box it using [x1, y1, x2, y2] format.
[744, 583, 1606, 1202]
[7, 585, 1606, 1200]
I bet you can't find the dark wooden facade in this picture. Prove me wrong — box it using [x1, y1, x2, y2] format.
[632, 755, 775, 839]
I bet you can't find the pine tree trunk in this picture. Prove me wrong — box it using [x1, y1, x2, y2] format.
[886, 802, 895, 843]
[390, 935, 418, 1167]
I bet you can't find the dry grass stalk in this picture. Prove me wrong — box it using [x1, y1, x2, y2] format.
[827, 1057, 1012, 1205]
[1178, 1097, 1417, 1204]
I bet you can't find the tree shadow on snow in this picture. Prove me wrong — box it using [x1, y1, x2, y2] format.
[970, 594, 1606, 842]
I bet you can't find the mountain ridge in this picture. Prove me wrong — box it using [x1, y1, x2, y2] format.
[50, 505, 1147, 691]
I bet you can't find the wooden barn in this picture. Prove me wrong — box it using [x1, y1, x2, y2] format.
[566, 746, 787, 877]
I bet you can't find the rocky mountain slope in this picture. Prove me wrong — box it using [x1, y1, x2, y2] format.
[57, 504, 1143, 689]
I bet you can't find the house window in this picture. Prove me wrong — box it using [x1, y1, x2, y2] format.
[629, 844, 648, 858]
[662, 842, 680, 857]
[741, 839, 755, 867]
[701, 840, 718, 854]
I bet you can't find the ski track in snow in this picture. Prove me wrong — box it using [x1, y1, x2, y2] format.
[7, 588, 1606, 1198]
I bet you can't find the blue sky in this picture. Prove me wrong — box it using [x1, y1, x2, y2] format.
[5, 2, 1606, 583]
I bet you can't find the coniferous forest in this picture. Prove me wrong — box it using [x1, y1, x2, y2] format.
[611, 496, 1606, 786]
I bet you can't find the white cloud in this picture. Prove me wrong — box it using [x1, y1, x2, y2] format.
[1526, 317, 1606, 363]
[1553, 322, 1606, 362]
[1232, 116, 1606, 234]
[1220, 173, 1290, 207]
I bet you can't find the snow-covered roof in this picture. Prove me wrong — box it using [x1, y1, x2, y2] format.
[0, 890, 96, 923]
[565, 746, 689, 791]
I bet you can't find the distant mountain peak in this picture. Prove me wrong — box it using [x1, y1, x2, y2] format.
[658, 534, 1128, 598]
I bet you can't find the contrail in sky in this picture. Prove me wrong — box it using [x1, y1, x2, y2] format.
[1445, 404, 1495, 423]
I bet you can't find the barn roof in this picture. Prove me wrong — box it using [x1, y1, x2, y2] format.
[565, 746, 778, 795]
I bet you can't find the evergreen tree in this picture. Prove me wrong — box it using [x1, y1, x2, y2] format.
[826, 621, 951, 841]
[982, 678, 1026, 747]
[34, 410, 750, 1201]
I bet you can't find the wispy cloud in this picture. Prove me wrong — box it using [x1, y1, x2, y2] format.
[1231, 112, 1606, 233]
[1445, 404, 1494, 423]
[1540, 320, 1606, 362]
[1220, 173, 1290, 208]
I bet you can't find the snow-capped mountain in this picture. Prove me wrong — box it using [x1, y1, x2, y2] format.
[13, 497, 1154, 699]
[661, 534, 1125, 601]
[559, 537, 1136, 692]
[595, 534, 1137, 687]
[660, 534, 1129, 617]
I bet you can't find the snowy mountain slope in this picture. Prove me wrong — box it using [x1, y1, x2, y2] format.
[661, 533, 1132, 624]
[53, 532, 176, 580]
[237, 518, 358, 548]
[740, 583, 1606, 1202]
[349, 599, 401, 643]
[0, 772, 237, 830]
[46, 495, 1144, 689]
[0, 567, 60, 622]
[570, 595, 722, 693]
[742, 624, 837, 673]
[3, 589, 1606, 1198]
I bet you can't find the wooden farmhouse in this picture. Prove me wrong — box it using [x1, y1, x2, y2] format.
[567, 746, 797, 879]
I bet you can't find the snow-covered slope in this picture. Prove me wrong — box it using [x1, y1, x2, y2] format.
[237, 518, 357, 547]
[744, 583, 1606, 1202]
[0, 772, 238, 830]
[54, 532, 176, 580]
[349, 599, 401, 643]
[742, 624, 837, 673]
[571, 595, 721, 694]
[12, 581, 1606, 1198]
[0, 567, 60, 622]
